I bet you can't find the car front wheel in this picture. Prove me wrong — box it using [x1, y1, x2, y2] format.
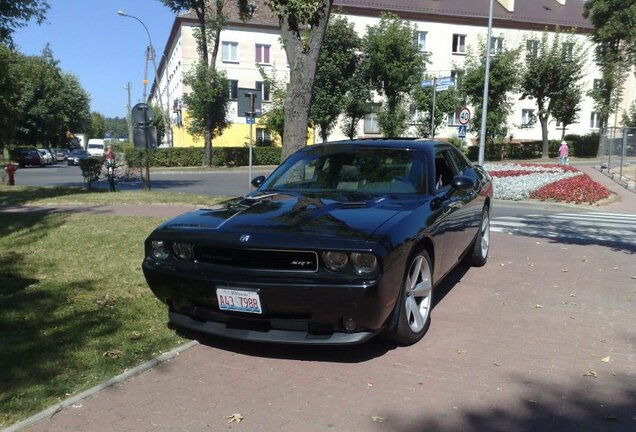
[386, 250, 433, 345]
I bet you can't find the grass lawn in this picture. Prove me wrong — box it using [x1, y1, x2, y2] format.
[0, 185, 226, 207]
[0, 210, 188, 427]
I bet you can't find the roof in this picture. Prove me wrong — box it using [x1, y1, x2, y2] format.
[178, 0, 279, 28]
[333, 0, 593, 31]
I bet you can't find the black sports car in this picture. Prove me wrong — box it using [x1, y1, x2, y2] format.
[143, 140, 493, 345]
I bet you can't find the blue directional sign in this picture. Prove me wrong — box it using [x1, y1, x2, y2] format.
[457, 125, 467, 138]
[438, 76, 455, 86]
[245, 117, 255, 124]
[421, 79, 434, 87]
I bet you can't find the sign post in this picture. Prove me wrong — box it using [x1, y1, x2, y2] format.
[131, 103, 156, 190]
[238, 88, 262, 189]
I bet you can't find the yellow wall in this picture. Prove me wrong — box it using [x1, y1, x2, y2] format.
[172, 112, 313, 148]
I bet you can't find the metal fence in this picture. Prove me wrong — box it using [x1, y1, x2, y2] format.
[600, 127, 636, 191]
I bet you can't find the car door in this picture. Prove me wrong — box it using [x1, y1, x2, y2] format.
[431, 147, 475, 276]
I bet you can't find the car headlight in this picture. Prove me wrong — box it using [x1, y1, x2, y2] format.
[322, 251, 348, 272]
[151, 240, 170, 260]
[350, 252, 378, 274]
[172, 242, 192, 260]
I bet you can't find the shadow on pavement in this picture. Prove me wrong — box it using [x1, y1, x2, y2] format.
[0, 186, 85, 206]
[382, 373, 636, 432]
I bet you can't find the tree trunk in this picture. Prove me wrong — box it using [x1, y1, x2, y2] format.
[203, 114, 212, 167]
[279, 0, 333, 160]
[539, 114, 549, 159]
[320, 123, 329, 143]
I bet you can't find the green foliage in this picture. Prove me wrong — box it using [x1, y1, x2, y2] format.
[182, 62, 231, 140]
[362, 13, 427, 137]
[583, 0, 636, 142]
[412, 85, 460, 138]
[565, 132, 601, 157]
[0, 0, 49, 45]
[103, 117, 129, 140]
[621, 101, 636, 127]
[258, 66, 286, 142]
[463, 38, 522, 142]
[340, 66, 373, 140]
[78, 157, 103, 190]
[124, 146, 281, 167]
[310, 16, 360, 142]
[520, 29, 586, 155]
[90, 112, 105, 140]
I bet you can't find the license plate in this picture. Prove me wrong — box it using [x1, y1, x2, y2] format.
[216, 288, 262, 314]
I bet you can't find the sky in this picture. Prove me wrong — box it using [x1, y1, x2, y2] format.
[13, 0, 178, 119]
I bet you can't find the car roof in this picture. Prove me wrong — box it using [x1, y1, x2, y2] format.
[300, 139, 454, 153]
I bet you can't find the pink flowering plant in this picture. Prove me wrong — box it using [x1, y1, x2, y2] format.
[484, 163, 612, 204]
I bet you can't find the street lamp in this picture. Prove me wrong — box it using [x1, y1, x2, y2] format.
[478, 0, 494, 166]
[117, 10, 172, 147]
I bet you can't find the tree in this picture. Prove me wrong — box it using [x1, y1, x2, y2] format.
[265, 0, 334, 159]
[340, 69, 372, 140]
[552, 83, 584, 140]
[258, 66, 286, 143]
[583, 0, 636, 154]
[0, 0, 49, 45]
[160, 0, 252, 166]
[411, 83, 460, 138]
[520, 30, 585, 157]
[90, 112, 105, 140]
[622, 101, 636, 127]
[362, 13, 427, 137]
[181, 63, 230, 144]
[309, 16, 360, 142]
[463, 38, 521, 143]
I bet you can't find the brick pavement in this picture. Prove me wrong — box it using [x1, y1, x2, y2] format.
[18, 232, 636, 432]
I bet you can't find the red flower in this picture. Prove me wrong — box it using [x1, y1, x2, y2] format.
[530, 175, 612, 204]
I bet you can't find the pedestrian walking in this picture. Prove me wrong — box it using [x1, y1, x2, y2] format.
[559, 141, 569, 165]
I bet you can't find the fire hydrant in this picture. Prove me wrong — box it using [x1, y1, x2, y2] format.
[5, 161, 16, 186]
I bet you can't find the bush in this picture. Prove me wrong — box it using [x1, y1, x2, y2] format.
[124, 146, 282, 168]
[571, 132, 599, 157]
[79, 157, 103, 190]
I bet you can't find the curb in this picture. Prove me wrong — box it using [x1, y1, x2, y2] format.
[2, 340, 199, 432]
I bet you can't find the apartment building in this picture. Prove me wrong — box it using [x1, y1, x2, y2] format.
[150, 0, 636, 147]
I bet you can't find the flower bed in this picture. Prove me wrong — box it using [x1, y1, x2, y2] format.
[484, 163, 612, 204]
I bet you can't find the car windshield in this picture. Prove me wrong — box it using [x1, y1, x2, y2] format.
[88, 144, 103, 149]
[72, 150, 88, 156]
[262, 147, 426, 194]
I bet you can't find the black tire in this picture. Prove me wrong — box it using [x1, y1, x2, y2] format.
[467, 207, 490, 267]
[385, 250, 434, 345]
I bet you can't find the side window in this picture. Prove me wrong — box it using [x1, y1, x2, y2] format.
[446, 148, 469, 174]
[434, 150, 458, 190]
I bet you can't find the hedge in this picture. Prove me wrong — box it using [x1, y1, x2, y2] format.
[124, 146, 282, 168]
[466, 134, 600, 161]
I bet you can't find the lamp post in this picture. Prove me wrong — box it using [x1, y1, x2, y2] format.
[478, 0, 494, 166]
[117, 10, 172, 147]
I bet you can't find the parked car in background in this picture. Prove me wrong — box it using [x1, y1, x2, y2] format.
[10, 147, 45, 168]
[143, 139, 493, 346]
[38, 148, 55, 165]
[53, 148, 69, 162]
[67, 149, 90, 166]
[86, 139, 105, 157]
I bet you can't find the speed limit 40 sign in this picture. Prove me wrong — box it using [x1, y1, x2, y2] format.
[458, 107, 471, 125]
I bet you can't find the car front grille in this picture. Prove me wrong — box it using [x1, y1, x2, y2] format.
[193, 246, 319, 272]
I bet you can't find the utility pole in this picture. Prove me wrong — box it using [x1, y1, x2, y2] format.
[124, 82, 133, 143]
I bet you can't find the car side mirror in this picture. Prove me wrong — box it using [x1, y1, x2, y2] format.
[251, 175, 266, 188]
[450, 175, 475, 192]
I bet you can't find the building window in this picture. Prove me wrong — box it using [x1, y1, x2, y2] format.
[256, 81, 270, 102]
[556, 120, 564, 128]
[490, 37, 504, 55]
[526, 39, 539, 58]
[562, 43, 574, 61]
[255, 44, 270, 64]
[595, 45, 607, 64]
[222, 41, 238, 62]
[521, 109, 535, 127]
[364, 113, 380, 134]
[452, 34, 466, 54]
[447, 111, 459, 126]
[416, 31, 427, 52]
[229, 80, 238, 99]
[593, 79, 603, 91]
[256, 128, 271, 145]
[590, 112, 601, 129]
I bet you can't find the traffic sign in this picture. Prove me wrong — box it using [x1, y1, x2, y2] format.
[458, 107, 471, 125]
[245, 117, 255, 124]
[436, 85, 451, 92]
[421, 79, 434, 87]
[457, 125, 467, 138]
[437, 76, 455, 86]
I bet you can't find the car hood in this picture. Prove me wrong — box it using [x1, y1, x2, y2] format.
[155, 191, 422, 242]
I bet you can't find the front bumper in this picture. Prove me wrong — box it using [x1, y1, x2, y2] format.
[143, 258, 401, 345]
